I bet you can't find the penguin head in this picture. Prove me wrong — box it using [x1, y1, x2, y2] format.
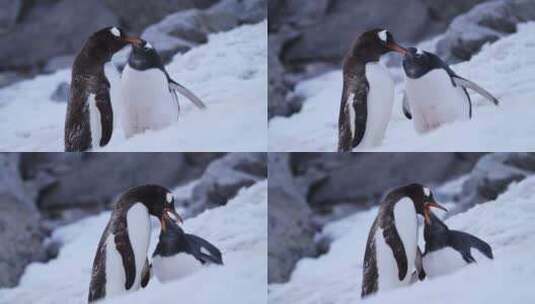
[402, 47, 438, 79]
[121, 184, 183, 231]
[404, 184, 448, 224]
[84, 27, 143, 62]
[127, 40, 164, 71]
[351, 29, 407, 62]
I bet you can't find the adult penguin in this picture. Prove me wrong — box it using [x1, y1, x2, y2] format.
[422, 212, 493, 278]
[64, 27, 143, 151]
[119, 41, 206, 138]
[402, 47, 499, 133]
[361, 184, 447, 298]
[88, 184, 182, 303]
[150, 217, 223, 283]
[338, 29, 407, 152]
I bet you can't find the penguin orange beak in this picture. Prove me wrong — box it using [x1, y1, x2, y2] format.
[423, 201, 448, 225]
[387, 41, 408, 55]
[161, 208, 183, 232]
[123, 36, 144, 47]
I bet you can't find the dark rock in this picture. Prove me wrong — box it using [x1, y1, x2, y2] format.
[268, 153, 317, 284]
[0, 0, 22, 33]
[0, 154, 46, 287]
[436, 0, 535, 62]
[456, 153, 535, 211]
[182, 153, 267, 217]
[19, 153, 220, 220]
[0, 0, 118, 71]
[103, 0, 218, 33]
[0, 71, 24, 89]
[290, 153, 484, 212]
[50, 82, 70, 103]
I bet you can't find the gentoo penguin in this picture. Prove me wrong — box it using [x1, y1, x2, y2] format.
[402, 47, 499, 133]
[422, 212, 493, 278]
[338, 29, 407, 152]
[88, 184, 182, 303]
[361, 184, 447, 298]
[65, 27, 143, 152]
[150, 217, 223, 283]
[119, 41, 206, 138]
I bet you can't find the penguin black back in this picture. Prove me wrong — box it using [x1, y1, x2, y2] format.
[65, 27, 143, 152]
[424, 212, 493, 263]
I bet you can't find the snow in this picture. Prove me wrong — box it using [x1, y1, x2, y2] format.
[268, 176, 535, 304]
[0, 21, 267, 152]
[0, 181, 267, 304]
[269, 22, 535, 152]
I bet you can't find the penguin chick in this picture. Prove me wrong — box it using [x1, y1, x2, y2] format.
[152, 217, 223, 283]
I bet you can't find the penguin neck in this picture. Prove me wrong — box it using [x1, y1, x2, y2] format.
[156, 224, 188, 257]
[424, 215, 449, 251]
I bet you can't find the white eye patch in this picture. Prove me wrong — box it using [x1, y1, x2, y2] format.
[144, 42, 153, 49]
[110, 27, 121, 37]
[423, 187, 431, 197]
[416, 48, 424, 55]
[166, 192, 173, 203]
[378, 30, 388, 43]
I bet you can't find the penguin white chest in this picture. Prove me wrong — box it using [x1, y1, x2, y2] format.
[357, 62, 394, 149]
[375, 198, 418, 291]
[87, 94, 101, 149]
[423, 247, 490, 278]
[405, 70, 470, 134]
[119, 66, 178, 137]
[104, 203, 151, 298]
[153, 253, 204, 283]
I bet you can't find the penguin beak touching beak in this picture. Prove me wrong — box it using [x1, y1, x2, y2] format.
[423, 201, 448, 225]
[387, 41, 408, 55]
[161, 208, 183, 232]
[123, 36, 144, 48]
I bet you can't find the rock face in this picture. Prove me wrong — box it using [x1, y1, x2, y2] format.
[0, 154, 46, 288]
[436, 0, 535, 62]
[182, 152, 267, 217]
[268, 0, 488, 119]
[268, 153, 317, 284]
[457, 153, 535, 210]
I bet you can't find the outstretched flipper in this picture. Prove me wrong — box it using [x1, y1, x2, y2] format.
[402, 92, 412, 120]
[450, 230, 494, 261]
[452, 76, 499, 106]
[185, 234, 223, 265]
[168, 79, 207, 109]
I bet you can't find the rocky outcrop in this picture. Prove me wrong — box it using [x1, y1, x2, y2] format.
[436, 0, 535, 62]
[268, 153, 318, 283]
[456, 153, 535, 211]
[268, 0, 487, 119]
[0, 154, 47, 288]
[181, 153, 267, 217]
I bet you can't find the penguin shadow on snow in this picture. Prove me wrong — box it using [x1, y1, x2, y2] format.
[361, 184, 493, 299]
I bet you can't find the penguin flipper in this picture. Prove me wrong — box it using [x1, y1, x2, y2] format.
[141, 259, 152, 288]
[382, 219, 408, 281]
[114, 230, 136, 290]
[450, 230, 494, 260]
[185, 233, 223, 265]
[402, 92, 412, 120]
[95, 90, 113, 147]
[452, 76, 499, 106]
[168, 79, 207, 109]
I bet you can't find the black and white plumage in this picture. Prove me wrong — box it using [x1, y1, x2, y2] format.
[402, 47, 499, 133]
[150, 218, 223, 283]
[338, 29, 407, 152]
[88, 184, 182, 303]
[361, 184, 447, 298]
[119, 41, 206, 138]
[65, 27, 143, 152]
[422, 212, 493, 278]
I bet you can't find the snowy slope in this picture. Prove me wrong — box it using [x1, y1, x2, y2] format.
[0, 21, 267, 152]
[0, 181, 267, 304]
[268, 177, 535, 304]
[269, 22, 535, 152]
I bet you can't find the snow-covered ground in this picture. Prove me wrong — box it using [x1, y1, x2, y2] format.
[268, 176, 535, 304]
[269, 22, 535, 152]
[0, 181, 267, 304]
[0, 21, 267, 152]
